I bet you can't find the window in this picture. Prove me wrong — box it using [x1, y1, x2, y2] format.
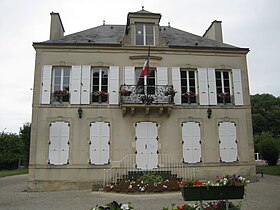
[218, 122, 238, 162]
[181, 69, 197, 104]
[135, 67, 156, 94]
[92, 67, 108, 103]
[136, 24, 154, 45]
[52, 67, 70, 103]
[216, 70, 232, 104]
[89, 122, 110, 165]
[182, 122, 202, 163]
[48, 121, 70, 165]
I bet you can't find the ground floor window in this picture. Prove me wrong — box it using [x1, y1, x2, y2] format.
[218, 121, 238, 162]
[182, 122, 202, 163]
[89, 122, 110, 165]
[48, 121, 70, 165]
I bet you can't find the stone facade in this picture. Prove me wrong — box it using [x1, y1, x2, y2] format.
[28, 9, 255, 191]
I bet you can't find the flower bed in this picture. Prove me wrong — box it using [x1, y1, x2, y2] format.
[163, 201, 241, 210]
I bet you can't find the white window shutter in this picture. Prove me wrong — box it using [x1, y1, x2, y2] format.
[182, 122, 201, 163]
[156, 67, 168, 85]
[70, 66, 82, 104]
[172, 67, 181, 104]
[89, 122, 110, 165]
[219, 122, 238, 162]
[59, 122, 70, 165]
[198, 68, 209, 105]
[49, 122, 60, 165]
[99, 122, 110, 164]
[49, 121, 70, 165]
[81, 65, 91, 104]
[208, 68, 217, 105]
[135, 122, 158, 170]
[41, 65, 52, 104]
[89, 122, 100, 164]
[232, 69, 244, 105]
[109, 66, 120, 105]
[124, 66, 135, 85]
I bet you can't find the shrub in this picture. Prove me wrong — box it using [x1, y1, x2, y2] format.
[259, 134, 280, 166]
[137, 173, 163, 183]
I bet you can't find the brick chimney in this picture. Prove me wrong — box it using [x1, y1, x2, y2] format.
[49, 12, 65, 40]
[203, 20, 223, 42]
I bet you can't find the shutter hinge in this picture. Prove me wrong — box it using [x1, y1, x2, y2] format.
[135, 137, 137, 141]
[200, 157, 202, 162]
[199, 140, 202, 144]
[219, 140, 221, 144]
[181, 123, 183, 127]
[67, 159, 69, 164]
[88, 159, 91, 164]
[157, 150, 159, 154]
[108, 141, 111, 145]
[89, 141, 91, 145]
[156, 137, 159, 141]
[48, 141, 51, 145]
[236, 157, 239, 161]
[67, 141, 70, 145]
[182, 141, 184, 144]
[48, 159, 50, 164]
[135, 150, 137, 154]
[235, 140, 238, 143]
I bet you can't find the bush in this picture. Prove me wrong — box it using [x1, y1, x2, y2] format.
[259, 133, 280, 166]
[137, 173, 163, 183]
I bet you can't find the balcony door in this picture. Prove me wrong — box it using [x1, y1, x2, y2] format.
[135, 122, 158, 170]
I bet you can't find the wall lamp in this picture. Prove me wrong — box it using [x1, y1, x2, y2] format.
[207, 108, 212, 119]
[78, 107, 83, 119]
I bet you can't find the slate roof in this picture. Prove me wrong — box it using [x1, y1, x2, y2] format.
[37, 24, 245, 50]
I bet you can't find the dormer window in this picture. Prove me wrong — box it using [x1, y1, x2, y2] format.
[136, 23, 154, 45]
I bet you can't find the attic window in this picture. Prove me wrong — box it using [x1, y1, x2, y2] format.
[135, 23, 154, 46]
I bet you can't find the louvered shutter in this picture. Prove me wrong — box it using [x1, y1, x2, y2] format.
[232, 69, 244, 105]
[41, 65, 52, 104]
[219, 122, 238, 162]
[124, 66, 135, 85]
[182, 122, 201, 163]
[81, 65, 91, 104]
[89, 122, 110, 165]
[172, 67, 181, 104]
[109, 66, 119, 104]
[208, 68, 217, 105]
[70, 66, 82, 104]
[156, 67, 168, 85]
[198, 68, 209, 105]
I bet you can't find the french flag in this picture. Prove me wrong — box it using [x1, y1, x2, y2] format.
[140, 46, 150, 77]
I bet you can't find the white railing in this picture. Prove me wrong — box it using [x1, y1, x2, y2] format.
[103, 154, 196, 187]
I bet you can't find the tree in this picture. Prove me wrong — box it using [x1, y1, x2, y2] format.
[0, 131, 23, 169]
[258, 132, 280, 165]
[19, 122, 31, 167]
[251, 94, 280, 136]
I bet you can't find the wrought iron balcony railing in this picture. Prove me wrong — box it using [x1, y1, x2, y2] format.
[120, 85, 175, 104]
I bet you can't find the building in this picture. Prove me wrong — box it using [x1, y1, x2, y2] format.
[28, 8, 255, 191]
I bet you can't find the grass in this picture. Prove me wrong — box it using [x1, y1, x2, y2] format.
[0, 168, 28, 178]
[256, 164, 280, 176]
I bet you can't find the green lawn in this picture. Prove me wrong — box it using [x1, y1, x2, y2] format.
[256, 165, 280, 176]
[0, 168, 28, 178]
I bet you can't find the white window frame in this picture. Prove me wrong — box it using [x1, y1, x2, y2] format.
[135, 23, 155, 46]
[52, 66, 71, 103]
[180, 68, 198, 104]
[215, 70, 233, 104]
[91, 67, 109, 103]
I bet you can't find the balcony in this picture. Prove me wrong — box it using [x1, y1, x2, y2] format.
[120, 85, 175, 116]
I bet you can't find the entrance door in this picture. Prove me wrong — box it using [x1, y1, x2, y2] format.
[135, 122, 158, 170]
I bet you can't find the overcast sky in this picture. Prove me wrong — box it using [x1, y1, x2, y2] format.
[0, 0, 279, 133]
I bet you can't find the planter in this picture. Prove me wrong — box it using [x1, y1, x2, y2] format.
[181, 186, 244, 201]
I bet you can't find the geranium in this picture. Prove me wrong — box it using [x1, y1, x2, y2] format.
[180, 174, 248, 188]
[91, 201, 134, 210]
[162, 201, 241, 210]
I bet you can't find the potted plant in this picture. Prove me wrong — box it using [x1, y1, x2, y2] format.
[180, 175, 247, 201]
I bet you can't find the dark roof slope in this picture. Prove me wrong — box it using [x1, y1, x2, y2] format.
[37, 24, 244, 50]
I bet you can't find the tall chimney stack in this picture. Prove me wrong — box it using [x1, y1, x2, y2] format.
[49, 12, 65, 40]
[203, 20, 223, 42]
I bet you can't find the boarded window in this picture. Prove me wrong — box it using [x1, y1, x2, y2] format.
[48, 121, 70, 165]
[182, 122, 201, 163]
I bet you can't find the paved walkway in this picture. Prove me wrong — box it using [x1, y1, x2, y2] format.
[0, 174, 279, 210]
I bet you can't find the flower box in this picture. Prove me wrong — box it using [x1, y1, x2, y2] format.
[181, 186, 244, 201]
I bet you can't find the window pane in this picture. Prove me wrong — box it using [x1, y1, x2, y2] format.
[180, 70, 186, 78]
[64, 68, 70, 76]
[215, 71, 221, 79]
[136, 24, 144, 45]
[181, 79, 187, 87]
[146, 25, 153, 35]
[189, 71, 195, 78]
[146, 35, 154, 45]
[54, 68, 62, 76]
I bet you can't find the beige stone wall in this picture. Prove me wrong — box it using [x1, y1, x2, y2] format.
[29, 46, 255, 191]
